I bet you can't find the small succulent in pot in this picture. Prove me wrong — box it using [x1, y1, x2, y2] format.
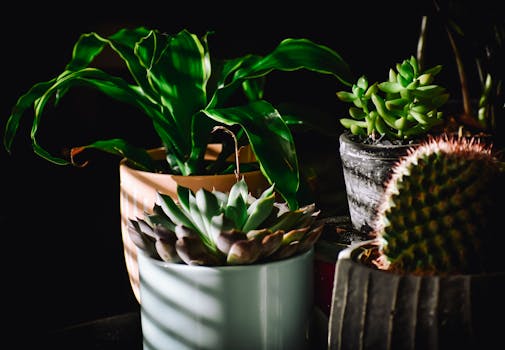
[370, 134, 505, 275]
[128, 178, 324, 266]
[336, 55, 450, 141]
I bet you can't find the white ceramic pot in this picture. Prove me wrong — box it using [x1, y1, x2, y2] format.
[138, 248, 315, 350]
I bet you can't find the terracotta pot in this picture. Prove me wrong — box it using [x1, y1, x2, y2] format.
[338, 133, 416, 233]
[328, 241, 505, 350]
[120, 147, 269, 302]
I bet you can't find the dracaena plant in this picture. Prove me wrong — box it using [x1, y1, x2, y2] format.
[127, 178, 324, 266]
[3, 27, 354, 210]
[336, 55, 449, 141]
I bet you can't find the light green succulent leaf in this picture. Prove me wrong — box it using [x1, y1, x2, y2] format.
[396, 72, 410, 88]
[209, 214, 225, 244]
[411, 85, 446, 98]
[409, 110, 430, 125]
[192, 187, 220, 238]
[371, 94, 399, 128]
[340, 118, 367, 129]
[226, 178, 249, 207]
[357, 76, 368, 90]
[410, 104, 430, 114]
[352, 84, 364, 97]
[406, 80, 420, 90]
[224, 197, 248, 229]
[364, 82, 379, 98]
[418, 73, 434, 85]
[374, 112, 388, 134]
[349, 107, 367, 119]
[268, 209, 304, 232]
[394, 117, 408, 130]
[388, 68, 397, 83]
[336, 91, 356, 103]
[398, 61, 414, 81]
[242, 192, 276, 232]
[176, 186, 192, 214]
[385, 98, 409, 111]
[157, 192, 197, 232]
[378, 81, 403, 94]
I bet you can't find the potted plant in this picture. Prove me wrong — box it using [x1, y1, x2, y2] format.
[3, 27, 354, 300]
[335, 55, 450, 233]
[328, 135, 505, 349]
[416, 0, 504, 143]
[128, 176, 324, 350]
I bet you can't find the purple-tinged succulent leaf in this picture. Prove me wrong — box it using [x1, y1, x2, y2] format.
[215, 229, 247, 255]
[175, 236, 223, 266]
[155, 237, 181, 263]
[227, 239, 262, 265]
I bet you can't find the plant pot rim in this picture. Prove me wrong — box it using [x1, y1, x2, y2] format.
[120, 146, 262, 178]
[338, 240, 505, 278]
[339, 132, 419, 158]
[139, 247, 314, 272]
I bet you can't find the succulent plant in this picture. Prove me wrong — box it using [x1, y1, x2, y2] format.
[128, 178, 324, 266]
[371, 135, 505, 275]
[336, 55, 450, 140]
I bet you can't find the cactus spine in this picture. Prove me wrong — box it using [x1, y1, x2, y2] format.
[372, 135, 505, 275]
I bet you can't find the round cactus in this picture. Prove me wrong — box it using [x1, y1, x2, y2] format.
[372, 135, 505, 275]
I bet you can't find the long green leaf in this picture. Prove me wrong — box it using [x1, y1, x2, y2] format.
[203, 100, 299, 209]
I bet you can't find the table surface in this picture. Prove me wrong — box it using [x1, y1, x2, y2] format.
[45, 311, 143, 350]
[44, 308, 329, 350]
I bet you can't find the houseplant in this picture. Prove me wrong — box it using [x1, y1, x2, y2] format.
[128, 177, 324, 349]
[3, 27, 354, 300]
[416, 0, 504, 143]
[328, 135, 505, 349]
[336, 55, 450, 233]
[3, 26, 353, 209]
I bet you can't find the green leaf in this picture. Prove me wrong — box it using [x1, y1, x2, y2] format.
[242, 191, 276, 232]
[203, 101, 299, 210]
[195, 187, 221, 238]
[157, 192, 197, 231]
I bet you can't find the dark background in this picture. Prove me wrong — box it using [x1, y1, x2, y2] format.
[1, 0, 501, 343]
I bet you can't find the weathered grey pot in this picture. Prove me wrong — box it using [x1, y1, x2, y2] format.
[338, 133, 415, 233]
[328, 241, 505, 350]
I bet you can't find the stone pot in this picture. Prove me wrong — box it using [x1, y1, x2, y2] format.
[338, 133, 415, 234]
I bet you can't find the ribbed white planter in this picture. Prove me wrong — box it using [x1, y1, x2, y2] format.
[138, 248, 315, 350]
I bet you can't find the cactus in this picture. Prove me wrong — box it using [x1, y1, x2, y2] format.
[128, 178, 324, 266]
[336, 55, 450, 140]
[371, 135, 505, 275]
